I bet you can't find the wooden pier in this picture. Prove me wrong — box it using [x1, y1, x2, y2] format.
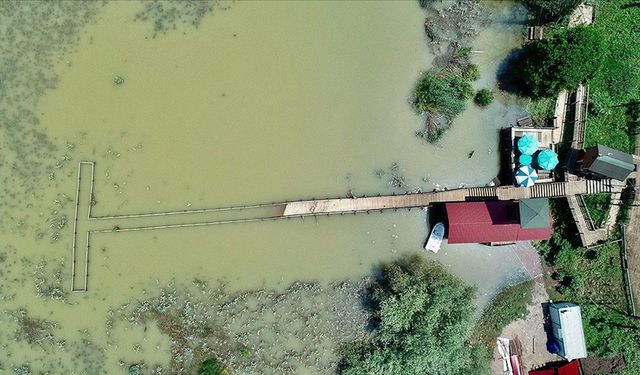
[282, 180, 599, 216]
[68, 162, 618, 292]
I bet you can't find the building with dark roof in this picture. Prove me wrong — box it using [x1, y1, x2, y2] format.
[582, 144, 635, 181]
[446, 198, 552, 245]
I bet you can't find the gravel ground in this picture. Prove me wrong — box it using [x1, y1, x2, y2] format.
[491, 278, 559, 374]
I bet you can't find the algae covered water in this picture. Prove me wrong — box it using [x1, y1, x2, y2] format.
[0, 1, 529, 373]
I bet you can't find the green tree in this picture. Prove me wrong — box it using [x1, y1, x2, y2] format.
[339, 256, 477, 375]
[474, 89, 494, 107]
[525, 0, 581, 24]
[414, 72, 473, 117]
[520, 26, 605, 98]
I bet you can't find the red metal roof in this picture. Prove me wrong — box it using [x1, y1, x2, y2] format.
[446, 201, 552, 244]
[558, 360, 581, 375]
[529, 360, 581, 375]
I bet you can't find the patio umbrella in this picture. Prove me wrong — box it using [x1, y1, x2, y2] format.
[537, 148, 559, 170]
[517, 134, 539, 155]
[518, 154, 533, 166]
[515, 165, 538, 187]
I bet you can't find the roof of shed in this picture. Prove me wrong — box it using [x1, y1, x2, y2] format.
[586, 144, 635, 181]
[519, 198, 551, 229]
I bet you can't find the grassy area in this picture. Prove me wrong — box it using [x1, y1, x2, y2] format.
[534, 200, 640, 374]
[465, 280, 534, 375]
[471, 280, 535, 348]
[583, 0, 640, 152]
[582, 193, 612, 227]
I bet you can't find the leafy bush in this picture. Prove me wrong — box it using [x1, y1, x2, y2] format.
[339, 255, 478, 375]
[520, 26, 605, 98]
[474, 89, 494, 107]
[414, 71, 472, 117]
[198, 358, 225, 375]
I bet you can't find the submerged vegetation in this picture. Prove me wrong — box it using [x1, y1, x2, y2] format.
[414, 1, 489, 143]
[134, 0, 218, 37]
[114, 280, 370, 374]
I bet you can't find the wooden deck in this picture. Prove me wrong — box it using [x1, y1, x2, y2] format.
[282, 181, 596, 216]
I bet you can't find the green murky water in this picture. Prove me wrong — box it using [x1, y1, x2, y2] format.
[0, 1, 529, 373]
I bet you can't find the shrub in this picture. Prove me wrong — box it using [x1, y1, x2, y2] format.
[414, 71, 470, 117]
[463, 63, 480, 81]
[474, 89, 494, 107]
[198, 358, 225, 375]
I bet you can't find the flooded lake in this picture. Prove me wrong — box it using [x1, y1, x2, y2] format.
[0, 1, 529, 373]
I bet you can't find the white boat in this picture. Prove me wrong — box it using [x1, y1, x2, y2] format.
[424, 222, 445, 253]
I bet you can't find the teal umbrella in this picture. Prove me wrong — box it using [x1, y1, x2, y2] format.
[519, 154, 533, 166]
[538, 149, 559, 170]
[515, 165, 538, 187]
[517, 134, 539, 155]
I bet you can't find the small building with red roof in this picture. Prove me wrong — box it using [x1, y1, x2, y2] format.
[446, 198, 552, 244]
[529, 360, 582, 375]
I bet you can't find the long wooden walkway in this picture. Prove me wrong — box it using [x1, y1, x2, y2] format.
[282, 180, 600, 216]
[69, 162, 615, 292]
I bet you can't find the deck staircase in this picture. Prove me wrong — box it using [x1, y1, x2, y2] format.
[466, 187, 498, 201]
[585, 178, 612, 194]
[530, 182, 567, 198]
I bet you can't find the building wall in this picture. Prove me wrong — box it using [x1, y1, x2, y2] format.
[581, 147, 599, 171]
